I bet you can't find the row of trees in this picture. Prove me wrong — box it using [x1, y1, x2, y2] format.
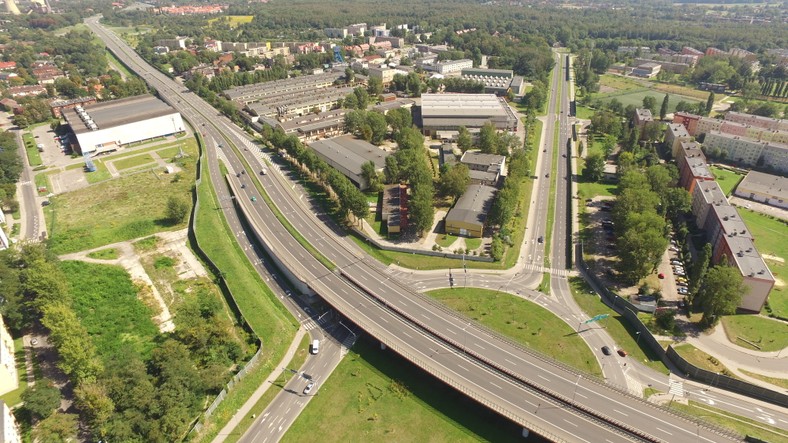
[0, 131, 22, 213]
[265, 128, 369, 223]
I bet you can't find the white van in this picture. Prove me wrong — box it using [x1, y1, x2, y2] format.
[310, 339, 319, 355]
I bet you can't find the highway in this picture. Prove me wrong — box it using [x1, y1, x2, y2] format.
[86, 16, 742, 442]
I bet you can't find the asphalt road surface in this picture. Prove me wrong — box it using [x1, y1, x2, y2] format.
[87, 16, 745, 442]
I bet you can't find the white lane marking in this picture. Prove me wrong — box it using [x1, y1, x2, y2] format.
[613, 409, 628, 417]
[563, 419, 578, 427]
[489, 381, 503, 390]
[655, 427, 672, 436]
[537, 374, 550, 382]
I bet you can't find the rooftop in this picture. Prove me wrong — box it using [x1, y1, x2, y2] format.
[695, 180, 728, 207]
[635, 108, 653, 121]
[667, 123, 690, 138]
[724, 236, 775, 282]
[710, 205, 753, 240]
[686, 157, 714, 179]
[421, 93, 509, 118]
[445, 184, 497, 226]
[309, 135, 390, 174]
[736, 171, 788, 201]
[63, 95, 178, 134]
[460, 151, 506, 171]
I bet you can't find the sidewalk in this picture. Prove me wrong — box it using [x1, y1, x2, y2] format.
[211, 327, 307, 443]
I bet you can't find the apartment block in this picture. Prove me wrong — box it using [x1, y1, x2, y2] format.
[724, 111, 788, 132]
[679, 157, 714, 194]
[0, 316, 17, 396]
[717, 235, 775, 312]
[634, 108, 653, 129]
[1, 401, 21, 443]
[691, 180, 728, 229]
[665, 123, 691, 157]
[704, 131, 788, 173]
[673, 112, 702, 135]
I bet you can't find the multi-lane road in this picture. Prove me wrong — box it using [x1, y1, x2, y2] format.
[86, 16, 745, 442]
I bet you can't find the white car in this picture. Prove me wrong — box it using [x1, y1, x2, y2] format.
[303, 382, 315, 395]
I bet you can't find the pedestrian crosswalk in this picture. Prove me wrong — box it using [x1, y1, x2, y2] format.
[301, 315, 331, 331]
[340, 333, 357, 357]
[521, 263, 577, 277]
[668, 379, 685, 397]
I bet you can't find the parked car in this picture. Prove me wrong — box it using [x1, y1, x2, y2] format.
[617, 349, 628, 357]
[678, 287, 689, 295]
[602, 346, 612, 355]
[671, 260, 683, 266]
[658, 273, 665, 279]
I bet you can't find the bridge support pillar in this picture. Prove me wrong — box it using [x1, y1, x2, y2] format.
[380, 342, 387, 351]
[521, 428, 530, 438]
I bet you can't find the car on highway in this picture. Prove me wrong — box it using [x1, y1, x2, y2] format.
[617, 349, 628, 357]
[260, 169, 267, 175]
[250, 196, 257, 202]
[241, 184, 246, 189]
[303, 381, 315, 395]
[537, 236, 544, 243]
[545, 173, 550, 178]
[601, 346, 612, 355]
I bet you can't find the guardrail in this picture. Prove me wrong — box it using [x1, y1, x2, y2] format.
[577, 243, 788, 409]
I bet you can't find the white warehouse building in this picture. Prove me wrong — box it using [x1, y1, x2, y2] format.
[63, 95, 185, 155]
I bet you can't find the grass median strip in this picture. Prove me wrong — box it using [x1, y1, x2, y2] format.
[543, 124, 559, 268]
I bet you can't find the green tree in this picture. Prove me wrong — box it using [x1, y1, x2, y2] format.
[660, 94, 669, 120]
[344, 67, 355, 85]
[366, 111, 388, 145]
[705, 91, 715, 115]
[33, 413, 78, 443]
[616, 211, 668, 283]
[74, 381, 115, 431]
[583, 152, 605, 182]
[695, 264, 746, 328]
[367, 76, 383, 95]
[642, 95, 657, 114]
[439, 163, 470, 199]
[478, 122, 499, 154]
[457, 126, 472, 153]
[361, 161, 382, 192]
[165, 196, 190, 224]
[22, 381, 61, 419]
[689, 243, 712, 298]
[385, 108, 412, 135]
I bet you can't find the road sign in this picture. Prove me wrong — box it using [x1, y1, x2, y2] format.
[583, 314, 609, 324]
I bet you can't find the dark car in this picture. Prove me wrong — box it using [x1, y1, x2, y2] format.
[537, 236, 544, 243]
[602, 346, 612, 356]
[617, 349, 628, 357]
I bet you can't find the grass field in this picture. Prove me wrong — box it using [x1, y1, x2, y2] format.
[577, 140, 617, 199]
[282, 338, 521, 443]
[156, 145, 187, 159]
[45, 140, 198, 254]
[112, 153, 157, 171]
[739, 369, 788, 391]
[598, 89, 702, 115]
[672, 344, 739, 378]
[575, 105, 595, 120]
[105, 49, 134, 79]
[435, 233, 459, 248]
[208, 15, 254, 28]
[669, 401, 788, 442]
[737, 209, 788, 318]
[569, 277, 668, 374]
[86, 248, 120, 260]
[191, 157, 298, 442]
[34, 172, 50, 194]
[0, 339, 29, 407]
[709, 166, 744, 196]
[465, 237, 482, 251]
[85, 159, 112, 184]
[59, 261, 159, 364]
[720, 316, 788, 352]
[23, 133, 43, 167]
[429, 288, 600, 375]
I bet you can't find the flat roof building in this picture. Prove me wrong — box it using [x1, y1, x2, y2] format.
[665, 123, 691, 157]
[1, 401, 21, 443]
[62, 95, 185, 156]
[420, 93, 518, 137]
[704, 131, 788, 174]
[445, 184, 497, 238]
[308, 135, 390, 190]
[734, 171, 788, 210]
[460, 68, 515, 95]
[678, 157, 714, 194]
[0, 317, 17, 396]
[460, 151, 506, 187]
[634, 108, 653, 129]
[691, 180, 728, 229]
[717, 235, 775, 312]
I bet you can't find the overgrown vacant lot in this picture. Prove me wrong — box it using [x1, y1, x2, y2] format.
[59, 261, 159, 363]
[46, 138, 197, 254]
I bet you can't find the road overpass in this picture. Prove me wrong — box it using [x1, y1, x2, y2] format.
[85, 16, 742, 443]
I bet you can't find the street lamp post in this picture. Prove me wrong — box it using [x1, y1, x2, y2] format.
[636, 331, 641, 346]
[572, 374, 582, 402]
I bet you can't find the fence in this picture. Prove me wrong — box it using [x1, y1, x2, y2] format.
[183, 131, 265, 438]
[577, 243, 788, 409]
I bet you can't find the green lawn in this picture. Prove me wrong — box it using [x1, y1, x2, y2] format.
[720, 316, 787, 352]
[669, 401, 787, 442]
[739, 369, 788, 391]
[672, 343, 737, 378]
[429, 288, 600, 375]
[435, 233, 459, 248]
[577, 137, 617, 199]
[598, 89, 702, 114]
[569, 277, 668, 373]
[0, 338, 29, 407]
[282, 338, 521, 443]
[575, 105, 595, 119]
[709, 166, 744, 196]
[737, 209, 788, 318]
[34, 173, 50, 195]
[59, 261, 159, 364]
[85, 159, 112, 184]
[86, 248, 120, 260]
[45, 141, 198, 254]
[156, 146, 185, 159]
[105, 49, 134, 79]
[465, 237, 482, 251]
[112, 153, 157, 171]
[23, 133, 43, 167]
[190, 156, 298, 442]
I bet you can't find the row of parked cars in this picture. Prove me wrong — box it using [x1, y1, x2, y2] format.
[659, 238, 690, 296]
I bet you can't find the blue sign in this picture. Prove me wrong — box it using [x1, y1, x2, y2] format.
[584, 314, 609, 324]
